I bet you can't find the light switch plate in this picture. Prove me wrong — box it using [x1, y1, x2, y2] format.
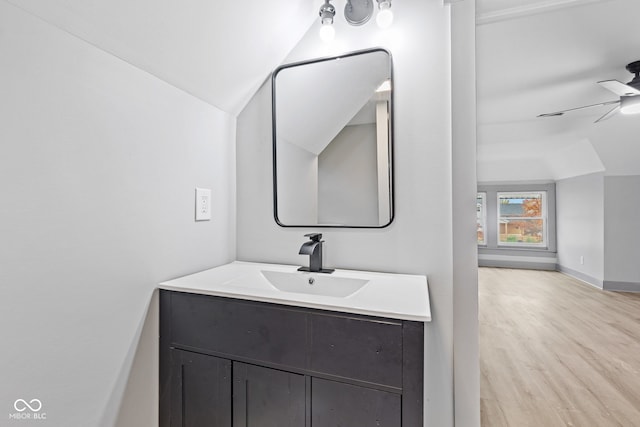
[195, 188, 211, 221]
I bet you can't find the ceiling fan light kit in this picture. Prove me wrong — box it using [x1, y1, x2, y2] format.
[538, 60, 640, 122]
[620, 95, 640, 115]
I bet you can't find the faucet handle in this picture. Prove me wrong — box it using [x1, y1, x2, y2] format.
[304, 233, 323, 242]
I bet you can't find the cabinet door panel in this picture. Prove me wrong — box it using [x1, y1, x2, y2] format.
[233, 362, 305, 427]
[311, 378, 401, 427]
[170, 349, 232, 427]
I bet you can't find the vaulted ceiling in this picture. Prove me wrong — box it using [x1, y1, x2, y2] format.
[5, 0, 317, 115]
[477, 0, 640, 181]
[9, 0, 635, 182]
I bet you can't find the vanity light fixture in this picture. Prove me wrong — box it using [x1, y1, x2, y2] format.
[376, 0, 394, 28]
[319, 0, 336, 42]
[318, 0, 394, 41]
[344, 0, 374, 26]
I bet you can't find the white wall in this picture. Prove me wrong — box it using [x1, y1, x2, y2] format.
[451, 0, 480, 424]
[237, 0, 468, 424]
[556, 173, 640, 291]
[0, 3, 235, 426]
[318, 124, 378, 225]
[556, 173, 605, 287]
[276, 141, 318, 225]
[604, 175, 640, 287]
[5, 0, 316, 115]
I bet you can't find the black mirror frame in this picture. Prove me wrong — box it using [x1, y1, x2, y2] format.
[271, 47, 395, 229]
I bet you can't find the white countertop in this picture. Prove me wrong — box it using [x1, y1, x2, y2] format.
[159, 261, 431, 322]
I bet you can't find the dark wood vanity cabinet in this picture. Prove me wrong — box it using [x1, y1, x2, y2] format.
[160, 290, 424, 427]
[167, 349, 232, 426]
[233, 362, 306, 427]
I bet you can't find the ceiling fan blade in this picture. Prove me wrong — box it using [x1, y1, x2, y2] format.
[594, 105, 621, 123]
[597, 80, 640, 96]
[537, 100, 619, 118]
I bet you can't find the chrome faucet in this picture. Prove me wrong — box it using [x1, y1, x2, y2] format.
[298, 233, 334, 274]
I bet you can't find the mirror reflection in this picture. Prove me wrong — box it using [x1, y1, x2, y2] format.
[272, 48, 393, 228]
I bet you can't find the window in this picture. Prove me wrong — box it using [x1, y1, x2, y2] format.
[477, 193, 486, 245]
[497, 191, 547, 247]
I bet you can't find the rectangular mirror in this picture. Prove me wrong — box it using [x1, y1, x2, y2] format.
[272, 48, 394, 228]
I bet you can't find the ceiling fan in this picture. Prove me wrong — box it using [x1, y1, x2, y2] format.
[538, 60, 640, 123]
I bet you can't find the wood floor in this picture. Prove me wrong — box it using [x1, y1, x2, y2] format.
[479, 268, 640, 427]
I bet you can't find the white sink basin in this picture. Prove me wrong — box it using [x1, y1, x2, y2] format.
[261, 270, 368, 298]
[159, 261, 431, 321]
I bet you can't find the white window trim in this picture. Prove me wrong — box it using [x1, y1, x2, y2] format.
[496, 191, 548, 248]
[477, 192, 487, 246]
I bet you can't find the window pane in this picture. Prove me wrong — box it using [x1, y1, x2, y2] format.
[499, 193, 543, 218]
[498, 219, 544, 244]
[497, 191, 547, 247]
[477, 193, 486, 245]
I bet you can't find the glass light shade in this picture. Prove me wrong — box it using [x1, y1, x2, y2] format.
[620, 96, 640, 115]
[376, 6, 393, 28]
[319, 24, 335, 42]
